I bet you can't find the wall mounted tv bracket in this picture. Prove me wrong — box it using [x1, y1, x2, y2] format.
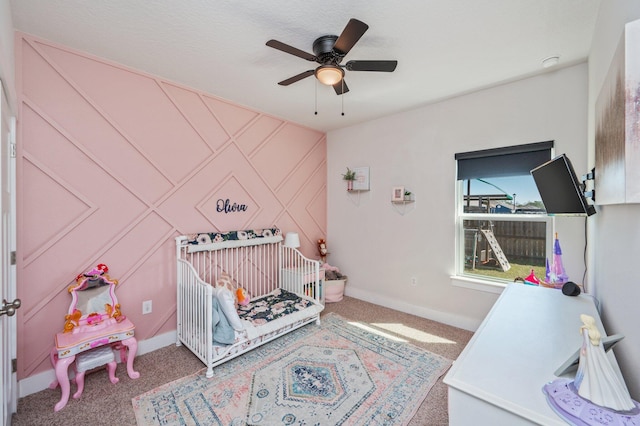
[582, 168, 595, 202]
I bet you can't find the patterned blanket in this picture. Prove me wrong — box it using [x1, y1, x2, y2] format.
[238, 288, 313, 326]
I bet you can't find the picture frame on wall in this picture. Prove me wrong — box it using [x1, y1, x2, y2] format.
[392, 186, 405, 202]
[352, 167, 370, 191]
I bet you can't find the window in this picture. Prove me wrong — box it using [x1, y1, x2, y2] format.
[455, 142, 553, 284]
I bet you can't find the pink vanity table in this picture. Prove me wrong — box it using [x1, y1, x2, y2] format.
[49, 264, 140, 412]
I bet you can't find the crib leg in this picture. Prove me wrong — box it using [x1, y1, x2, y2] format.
[206, 366, 214, 378]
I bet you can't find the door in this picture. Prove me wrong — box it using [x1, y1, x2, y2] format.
[0, 81, 18, 426]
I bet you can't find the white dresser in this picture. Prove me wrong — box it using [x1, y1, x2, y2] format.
[444, 283, 622, 425]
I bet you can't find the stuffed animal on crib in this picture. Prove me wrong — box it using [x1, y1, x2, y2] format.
[236, 287, 250, 306]
[217, 272, 250, 306]
[317, 239, 328, 261]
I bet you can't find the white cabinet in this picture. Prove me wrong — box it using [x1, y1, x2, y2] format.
[444, 284, 622, 425]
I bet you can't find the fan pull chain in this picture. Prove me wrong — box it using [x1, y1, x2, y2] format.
[341, 80, 345, 116]
[314, 80, 318, 115]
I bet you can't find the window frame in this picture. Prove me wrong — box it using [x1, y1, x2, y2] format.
[453, 142, 555, 289]
[454, 187, 554, 287]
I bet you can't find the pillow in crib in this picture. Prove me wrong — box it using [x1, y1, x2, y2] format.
[213, 286, 244, 330]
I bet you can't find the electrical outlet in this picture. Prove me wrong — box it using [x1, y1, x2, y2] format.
[410, 277, 417, 286]
[142, 300, 152, 315]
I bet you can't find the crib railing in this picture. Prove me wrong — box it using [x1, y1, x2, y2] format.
[176, 235, 322, 304]
[175, 257, 213, 368]
[280, 246, 322, 302]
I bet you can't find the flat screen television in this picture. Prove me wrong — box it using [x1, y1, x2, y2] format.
[530, 154, 596, 216]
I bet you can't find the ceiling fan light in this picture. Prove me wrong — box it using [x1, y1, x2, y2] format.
[315, 65, 344, 86]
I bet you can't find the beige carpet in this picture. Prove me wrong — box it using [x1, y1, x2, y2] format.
[12, 296, 473, 426]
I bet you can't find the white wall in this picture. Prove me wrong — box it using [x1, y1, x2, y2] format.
[327, 63, 588, 331]
[588, 0, 640, 400]
[0, 0, 16, 108]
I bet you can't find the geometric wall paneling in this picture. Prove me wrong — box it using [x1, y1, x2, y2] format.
[201, 95, 260, 137]
[20, 158, 95, 264]
[157, 143, 284, 233]
[16, 33, 326, 379]
[20, 49, 176, 202]
[235, 115, 285, 156]
[199, 173, 260, 232]
[307, 182, 328, 234]
[115, 238, 178, 338]
[31, 39, 216, 184]
[251, 124, 325, 189]
[273, 210, 319, 258]
[94, 212, 175, 283]
[161, 82, 231, 153]
[275, 142, 326, 204]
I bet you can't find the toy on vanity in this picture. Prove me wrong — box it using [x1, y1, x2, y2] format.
[63, 263, 124, 333]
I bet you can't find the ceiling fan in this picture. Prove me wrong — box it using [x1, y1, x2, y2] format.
[266, 18, 398, 95]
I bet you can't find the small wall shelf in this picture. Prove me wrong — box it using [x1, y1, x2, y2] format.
[391, 198, 415, 215]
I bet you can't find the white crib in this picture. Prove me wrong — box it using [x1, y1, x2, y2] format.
[175, 229, 324, 378]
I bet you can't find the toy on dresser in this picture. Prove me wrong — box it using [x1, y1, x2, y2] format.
[543, 314, 640, 424]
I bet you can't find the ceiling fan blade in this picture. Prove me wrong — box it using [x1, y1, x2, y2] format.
[333, 80, 350, 95]
[345, 60, 398, 72]
[333, 19, 369, 55]
[278, 70, 315, 86]
[266, 40, 316, 61]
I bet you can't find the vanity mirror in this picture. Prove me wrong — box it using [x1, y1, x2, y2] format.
[64, 264, 123, 333]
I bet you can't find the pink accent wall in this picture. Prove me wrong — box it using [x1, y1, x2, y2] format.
[15, 34, 327, 379]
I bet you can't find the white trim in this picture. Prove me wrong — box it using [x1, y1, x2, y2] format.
[18, 331, 176, 398]
[450, 275, 506, 294]
[344, 286, 481, 332]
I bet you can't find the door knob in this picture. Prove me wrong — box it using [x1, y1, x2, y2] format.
[0, 298, 21, 317]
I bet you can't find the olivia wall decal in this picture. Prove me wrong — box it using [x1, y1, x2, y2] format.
[216, 199, 248, 213]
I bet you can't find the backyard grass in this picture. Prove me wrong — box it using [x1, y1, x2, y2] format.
[465, 261, 546, 283]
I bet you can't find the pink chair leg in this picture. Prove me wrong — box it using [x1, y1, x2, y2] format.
[107, 361, 119, 384]
[120, 337, 140, 379]
[72, 371, 85, 399]
[119, 345, 128, 364]
[53, 355, 75, 412]
[49, 348, 60, 389]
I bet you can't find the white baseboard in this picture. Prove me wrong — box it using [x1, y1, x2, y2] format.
[344, 287, 481, 332]
[18, 330, 177, 398]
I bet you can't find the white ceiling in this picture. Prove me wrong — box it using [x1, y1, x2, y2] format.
[10, 0, 601, 132]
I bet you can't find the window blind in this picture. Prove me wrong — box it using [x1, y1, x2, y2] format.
[455, 141, 553, 180]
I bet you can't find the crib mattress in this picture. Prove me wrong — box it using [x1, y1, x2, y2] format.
[238, 288, 314, 325]
[211, 288, 322, 358]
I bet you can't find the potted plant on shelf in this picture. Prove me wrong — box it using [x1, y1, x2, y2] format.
[342, 167, 357, 191]
[404, 190, 412, 201]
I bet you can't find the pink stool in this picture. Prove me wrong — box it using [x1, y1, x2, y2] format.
[72, 345, 119, 399]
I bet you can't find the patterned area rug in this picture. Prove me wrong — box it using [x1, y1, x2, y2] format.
[132, 313, 451, 425]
